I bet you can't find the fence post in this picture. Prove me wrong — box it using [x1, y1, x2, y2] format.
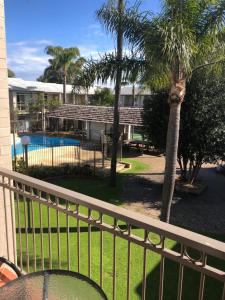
[102, 143, 105, 170]
[27, 200, 31, 230]
[51, 146, 54, 167]
[25, 145, 28, 168]
[94, 145, 96, 175]
[79, 145, 81, 166]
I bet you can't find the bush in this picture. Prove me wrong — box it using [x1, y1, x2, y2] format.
[142, 72, 225, 184]
[16, 164, 93, 179]
[13, 158, 27, 173]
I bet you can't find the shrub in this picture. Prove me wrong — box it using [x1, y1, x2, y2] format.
[16, 164, 93, 179]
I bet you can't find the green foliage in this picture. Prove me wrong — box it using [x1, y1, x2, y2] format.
[8, 68, 16, 78]
[12, 158, 27, 173]
[142, 91, 169, 152]
[29, 96, 60, 113]
[91, 87, 114, 106]
[142, 72, 225, 183]
[90, 0, 225, 89]
[17, 164, 93, 179]
[38, 46, 85, 84]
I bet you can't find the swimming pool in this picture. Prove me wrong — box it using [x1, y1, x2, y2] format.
[12, 134, 80, 156]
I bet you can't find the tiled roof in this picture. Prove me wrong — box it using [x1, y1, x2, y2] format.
[47, 104, 143, 126]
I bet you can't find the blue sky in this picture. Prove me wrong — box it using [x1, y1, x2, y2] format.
[5, 0, 161, 80]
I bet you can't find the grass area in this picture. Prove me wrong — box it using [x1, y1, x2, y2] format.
[122, 158, 150, 174]
[47, 158, 149, 205]
[132, 133, 143, 141]
[15, 158, 225, 299]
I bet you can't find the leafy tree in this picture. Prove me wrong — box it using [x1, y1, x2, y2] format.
[74, 1, 225, 220]
[142, 72, 225, 185]
[37, 66, 62, 83]
[74, 1, 225, 215]
[38, 58, 86, 84]
[101, 0, 225, 222]
[29, 93, 60, 131]
[44, 46, 85, 103]
[91, 87, 114, 106]
[8, 68, 16, 78]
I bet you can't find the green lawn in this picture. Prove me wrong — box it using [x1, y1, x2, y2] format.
[122, 158, 150, 174]
[15, 158, 225, 300]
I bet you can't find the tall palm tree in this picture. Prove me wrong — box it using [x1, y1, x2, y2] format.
[98, 0, 125, 187]
[92, 0, 225, 222]
[45, 46, 82, 103]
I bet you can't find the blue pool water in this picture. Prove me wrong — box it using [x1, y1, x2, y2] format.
[12, 135, 80, 156]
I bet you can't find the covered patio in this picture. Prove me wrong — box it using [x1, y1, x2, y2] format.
[47, 104, 143, 142]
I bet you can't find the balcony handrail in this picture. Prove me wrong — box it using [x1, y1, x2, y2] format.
[0, 167, 225, 260]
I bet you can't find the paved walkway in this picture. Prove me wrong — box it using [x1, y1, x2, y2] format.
[122, 155, 225, 234]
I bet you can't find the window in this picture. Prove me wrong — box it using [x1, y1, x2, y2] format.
[16, 94, 26, 111]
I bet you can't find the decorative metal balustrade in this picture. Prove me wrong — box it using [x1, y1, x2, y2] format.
[0, 167, 225, 300]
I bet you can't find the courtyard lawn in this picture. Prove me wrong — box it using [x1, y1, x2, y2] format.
[15, 158, 225, 300]
[122, 158, 150, 174]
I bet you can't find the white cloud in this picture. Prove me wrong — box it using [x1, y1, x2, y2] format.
[7, 38, 121, 80]
[7, 40, 51, 80]
[85, 24, 105, 38]
[79, 45, 114, 59]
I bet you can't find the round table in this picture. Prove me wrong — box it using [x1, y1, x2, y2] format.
[0, 270, 108, 300]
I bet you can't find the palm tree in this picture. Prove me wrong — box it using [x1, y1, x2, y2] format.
[97, 0, 125, 187]
[45, 46, 83, 103]
[74, 0, 126, 187]
[94, 0, 225, 222]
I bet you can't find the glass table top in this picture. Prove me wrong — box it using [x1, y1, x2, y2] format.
[0, 270, 108, 300]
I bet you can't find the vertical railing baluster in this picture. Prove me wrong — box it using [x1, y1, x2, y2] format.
[142, 230, 148, 300]
[100, 213, 103, 288]
[198, 253, 207, 300]
[88, 209, 91, 278]
[222, 283, 225, 300]
[22, 184, 29, 273]
[56, 197, 61, 269]
[39, 194, 44, 270]
[177, 244, 184, 300]
[113, 218, 117, 300]
[15, 182, 23, 271]
[47, 194, 52, 269]
[66, 201, 70, 270]
[159, 237, 165, 300]
[127, 225, 131, 300]
[3, 177, 9, 260]
[77, 205, 80, 273]
[9, 179, 16, 263]
[31, 188, 36, 271]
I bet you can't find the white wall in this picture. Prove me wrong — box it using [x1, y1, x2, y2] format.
[0, 0, 16, 262]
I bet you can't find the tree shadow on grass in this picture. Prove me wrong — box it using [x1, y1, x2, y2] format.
[136, 243, 225, 300]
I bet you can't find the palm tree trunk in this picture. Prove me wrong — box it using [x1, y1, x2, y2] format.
[132, 83, 135, 107]
[161, 77, 185, 223]
[161, 103, 181, 222]
[63, 69, 67, 104]
[110, 0, 124, 187]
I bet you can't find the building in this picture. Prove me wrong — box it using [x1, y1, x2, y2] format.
[8, 78, 97, 131]
[119, 86, 151, 107]
[8, 78, 150, 132]
[47, 104, 143, 141]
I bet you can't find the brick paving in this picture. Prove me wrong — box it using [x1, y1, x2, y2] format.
[122, 155, 225, 234]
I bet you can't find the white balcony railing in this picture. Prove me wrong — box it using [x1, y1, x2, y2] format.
[0, 167, 225, 299]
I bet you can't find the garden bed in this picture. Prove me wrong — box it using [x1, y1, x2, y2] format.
[175, 179, 208, 195]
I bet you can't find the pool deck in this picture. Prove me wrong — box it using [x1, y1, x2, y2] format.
[15, 146, 125, 172]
